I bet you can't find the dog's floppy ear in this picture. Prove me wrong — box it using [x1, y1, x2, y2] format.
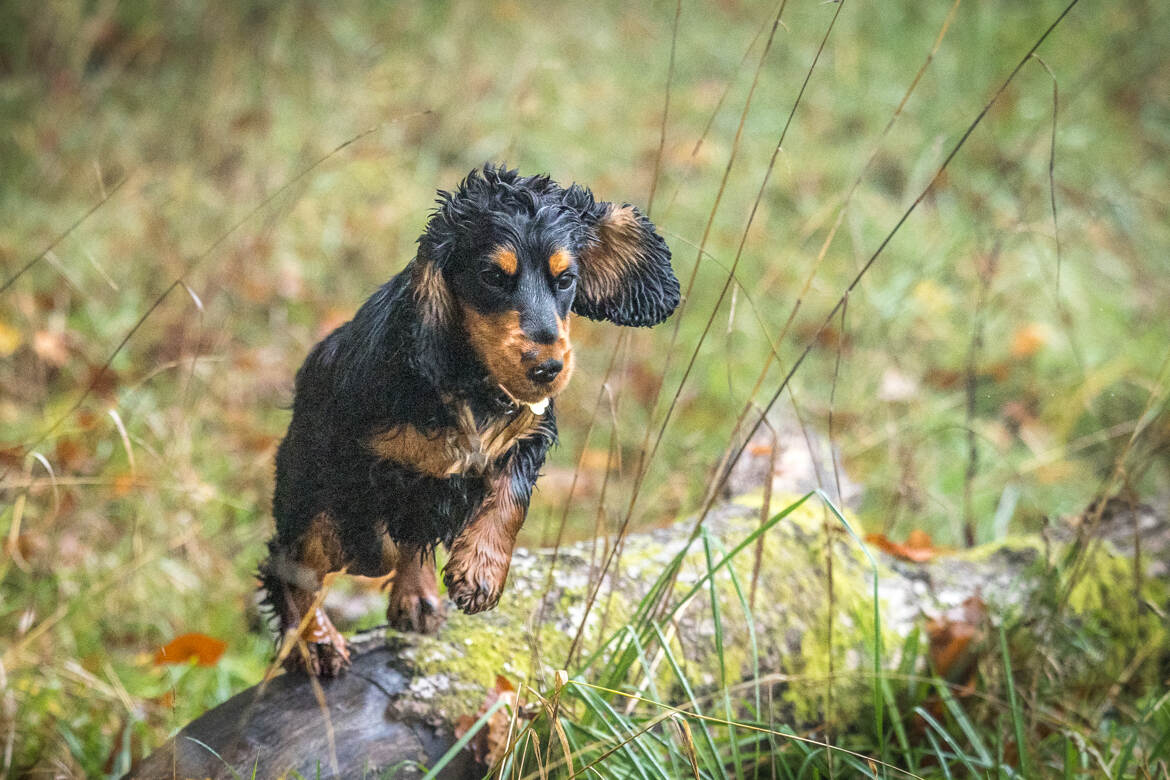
[403, 181, 473, 387]
[406, 255, 457, 387]
[561, 185, 680, 327]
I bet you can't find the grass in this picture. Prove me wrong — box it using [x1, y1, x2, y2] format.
[441, 495, 1169, 779]
[1, 0, 1168, 775]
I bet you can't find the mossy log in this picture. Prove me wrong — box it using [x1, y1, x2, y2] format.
[132, 493, 1169, 779]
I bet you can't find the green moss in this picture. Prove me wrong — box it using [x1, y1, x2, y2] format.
[950, 534, 1047, 563]
[1065, 546, 1169, 688]
[387, 558, 589, 718]
[663, 495, 899, 726]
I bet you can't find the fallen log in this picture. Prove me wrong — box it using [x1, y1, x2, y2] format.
[132, 485, 1169, 779]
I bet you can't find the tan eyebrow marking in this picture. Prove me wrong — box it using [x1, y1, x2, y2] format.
[492, 247, 519, 276]
[548, 248, 572, 276]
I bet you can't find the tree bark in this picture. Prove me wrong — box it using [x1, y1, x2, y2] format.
[131, 489, 1169, 779]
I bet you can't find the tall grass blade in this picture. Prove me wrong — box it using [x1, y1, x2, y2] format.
[914, 706, 980, 776]
[934, 680, 991, 767]
[815, 491, 884, 765]
[651, 624, 729, 780]
[703, 530, 745, 780]
[997, 625, 1031, 777]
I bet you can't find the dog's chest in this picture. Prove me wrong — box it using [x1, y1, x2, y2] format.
[367, 404, 540, 478]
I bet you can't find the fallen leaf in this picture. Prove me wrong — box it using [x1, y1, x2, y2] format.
[906, 529, 932, 550]
[456, 674, 520, 766]
[865, 530, 937, 562]
[926, 595, 987, 685]
[85, 364, 121, 400]
[1010, 323, 1048, 358]
[112, 473, 136, 497]
[55, 437, 90, 472]
[154, 633, 227, 667]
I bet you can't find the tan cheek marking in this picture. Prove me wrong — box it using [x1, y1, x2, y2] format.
[555, 314, 574, 388]
[461, 305, 531, 393]
[462, 305, 576, 401]
[549, 248, 572, 276]
[492, 247, 519, 276]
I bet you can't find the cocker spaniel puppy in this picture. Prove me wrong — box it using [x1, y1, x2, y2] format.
[259, 165, 679, 676]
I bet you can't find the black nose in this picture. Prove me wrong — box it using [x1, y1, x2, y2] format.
[527, 359, 563, 384]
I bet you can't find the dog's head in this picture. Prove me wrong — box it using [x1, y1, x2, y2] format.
[411, 165, 680, 404]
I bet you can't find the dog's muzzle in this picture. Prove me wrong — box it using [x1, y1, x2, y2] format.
[527, 359, 563, 385]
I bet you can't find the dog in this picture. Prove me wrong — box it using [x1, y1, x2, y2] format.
[258, 164, 680, 676]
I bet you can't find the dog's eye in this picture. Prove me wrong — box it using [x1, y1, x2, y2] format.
[555, 273, 577, 292]
[479, 267, 509, 289]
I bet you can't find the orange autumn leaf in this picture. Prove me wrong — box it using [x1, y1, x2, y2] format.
[1010, 323, 1047, 358]
[112, 473, 136, 497]
[865, 530, 937, 562]
[456, 674, 521, 766]
[906, 529, 932, 550]
[154, 633, 227, 667]
[55, 437, 90, 472]
[926, 595, 988, 684]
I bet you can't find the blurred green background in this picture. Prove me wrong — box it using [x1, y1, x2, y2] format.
[1, 0, 1168, 773]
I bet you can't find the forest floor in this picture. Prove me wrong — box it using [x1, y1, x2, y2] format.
[2, 0, 1168, 775]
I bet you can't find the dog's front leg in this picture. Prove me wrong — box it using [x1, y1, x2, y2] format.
[443, 470, 527, 615]
[387, 543, 445, 633]
[258, 511, 352, 677]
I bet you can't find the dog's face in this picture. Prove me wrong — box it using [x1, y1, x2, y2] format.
[449, 213, 580, 405]
[413, 165, 681, 403]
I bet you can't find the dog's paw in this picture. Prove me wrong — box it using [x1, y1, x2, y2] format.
[282, 636, 351, 678]
[443, 562, 507, 615]
[387, 586, 445, 633]
[280, 608, 351, 678]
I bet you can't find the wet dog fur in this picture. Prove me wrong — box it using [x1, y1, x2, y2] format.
[258, 165, 679, 676]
